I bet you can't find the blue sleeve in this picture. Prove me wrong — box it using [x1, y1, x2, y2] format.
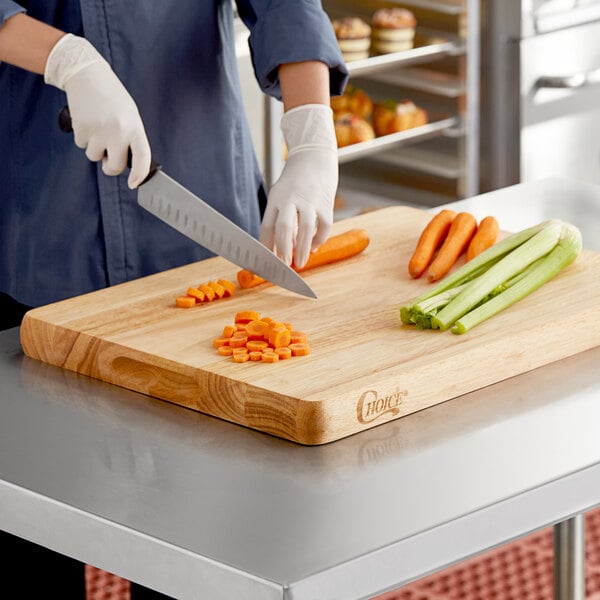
[0, 0, 25, 25]
[235, 0, 348, 100]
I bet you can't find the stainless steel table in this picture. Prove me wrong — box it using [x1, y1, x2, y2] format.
[1, 178, 599, 600]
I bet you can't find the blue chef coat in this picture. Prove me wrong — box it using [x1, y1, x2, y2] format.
[0, 0, 347, 307]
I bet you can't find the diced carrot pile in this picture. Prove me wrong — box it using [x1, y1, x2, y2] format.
[175, 278, 236, 307]
[214, 311, 310, 363]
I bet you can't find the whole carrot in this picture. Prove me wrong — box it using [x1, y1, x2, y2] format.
[408, 209, 456, 279]
[237, 228, 370, 289]
[466, 216, 500, 261]
[426, 212, 478, 282]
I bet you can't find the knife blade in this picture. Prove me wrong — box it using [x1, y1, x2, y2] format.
[137, 168, 317, 298]
[58, 107, 316, 298]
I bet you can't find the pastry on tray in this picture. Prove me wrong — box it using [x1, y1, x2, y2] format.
[371, 8, 416, 55]
[334, 112, 376, 148]
[331, 84, 373, 120]
[372, 99, 428, 136]
[331, 16, 372, 62]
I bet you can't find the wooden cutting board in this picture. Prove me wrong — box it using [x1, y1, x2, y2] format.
[20, 206, 600, 445]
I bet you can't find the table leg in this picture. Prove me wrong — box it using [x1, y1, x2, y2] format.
[554, 513, 586, 600]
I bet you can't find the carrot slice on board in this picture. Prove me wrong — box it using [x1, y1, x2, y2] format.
[186, 287, 206, 303]
[289, 343, 310, 356]
[261, 352, 279, 363]
[217, 279, 236, 297]
[199, 284, 215, 301]
[222, 325, 236, 338]
[275, 347, 292, 360]
[246, 340, 269, 352]
[235, 310, 260, 323]
[229, 335, 248, 348]
[269, 326, 291, 349]
[207, 281, 225, 299]
[290, 331, 307, 344]
[245, 320, 269, 339]
[176, 296, 196, 308]
[233, 353, 250, 363]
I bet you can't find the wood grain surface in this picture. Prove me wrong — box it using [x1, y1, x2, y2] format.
[20, 206, 600, 445]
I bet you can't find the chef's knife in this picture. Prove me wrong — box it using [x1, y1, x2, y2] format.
[58, 107, 317, 299]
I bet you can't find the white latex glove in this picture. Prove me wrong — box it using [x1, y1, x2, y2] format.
[44, 33, 151, 189]
[260, 104, 338, 268]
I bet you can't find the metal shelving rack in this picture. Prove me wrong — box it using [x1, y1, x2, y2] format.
[264, 0, 479, 212]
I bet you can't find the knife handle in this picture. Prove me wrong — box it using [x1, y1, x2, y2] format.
[58, 105, 159, 184]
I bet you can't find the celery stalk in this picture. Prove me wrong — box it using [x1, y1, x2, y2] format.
[431, 220, 564, 331]
[401, 283, 469, 329]
[451, 221, 582, 334]
[399, 219, 582, 334]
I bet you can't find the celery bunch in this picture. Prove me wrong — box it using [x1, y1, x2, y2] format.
[400, 219, 582, 334]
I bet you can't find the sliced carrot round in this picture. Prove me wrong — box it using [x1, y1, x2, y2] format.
[290, 331, 307, 344]
[207, 280, 225, 299]
[186, 287, 205, 303]
[269, 326, 291, 348]
[233, 353, 250, 363]
[199, 284, 216, 301]
[245, 320, 269, 339]
[217, 279, 236, 297]
[213, 337, 230, 348]
[246, 340, 269, 352]
[261, 352, 279, 363]
[248, 351, 263, 361]
[234, 310, 260, 324]
[222, 325, 236, 338]
[289, 343, 310, 356]
[275, 347, 292, 360]
[229, 336, 248, 348]
[176, 296, 196, 308]
[217, 346, 233, 356]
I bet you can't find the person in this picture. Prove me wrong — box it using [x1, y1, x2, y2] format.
[0, 1, 348, 598]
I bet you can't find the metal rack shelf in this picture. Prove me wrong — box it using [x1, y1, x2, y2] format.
[388, 0, 465, 15]
[337, 116, 458, 164]
[365, 66, 465, 97]
[345, 39, 463, 78]
[372, 145, 464, 178]
[327, 0, 465, 17]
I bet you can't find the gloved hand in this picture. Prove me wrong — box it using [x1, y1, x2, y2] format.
[44, 33, 151, 189]
[260, 104, 338, 268]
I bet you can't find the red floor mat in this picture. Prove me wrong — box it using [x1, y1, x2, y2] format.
[85, 564, 130, 600]
[85, 508, 600, 600]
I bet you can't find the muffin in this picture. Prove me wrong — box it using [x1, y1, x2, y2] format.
[372, 99, 428, 136]
[371, 8, 416, 55]
[334, 112, 376, 148]
[332, 16, 372, 62]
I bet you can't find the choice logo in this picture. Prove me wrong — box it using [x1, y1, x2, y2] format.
[356, 388, 407, 424]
